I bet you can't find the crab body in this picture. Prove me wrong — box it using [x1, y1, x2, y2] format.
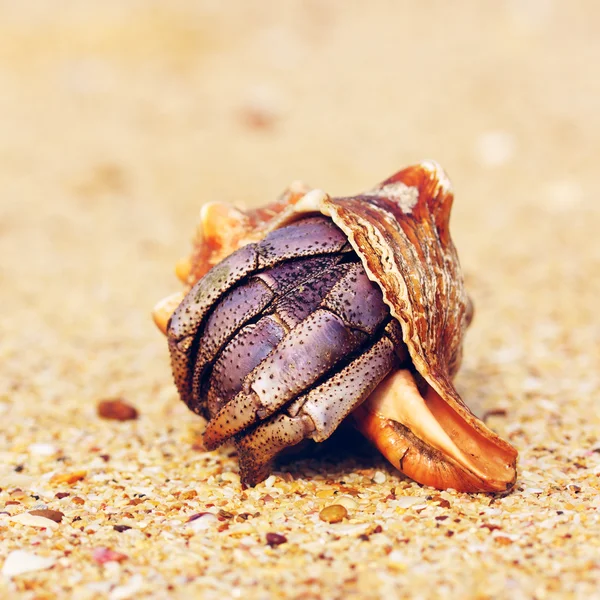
[155, 162, 518, 492]
[170, 215, 408, 484]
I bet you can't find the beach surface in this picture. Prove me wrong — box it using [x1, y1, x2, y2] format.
[1, 2, 599, 598]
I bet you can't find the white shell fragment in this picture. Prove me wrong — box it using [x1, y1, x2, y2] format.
[9, 512, 60, 530]
[187, 512, 219, 531]
[2, 550, 56, 577]
[28, 443, 58, 456]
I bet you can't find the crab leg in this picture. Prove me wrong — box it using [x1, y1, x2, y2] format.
[235, 332, 399, 486]
[206, 263, 350, 416]
[192, 254, 340, 401]
[203, 308, 367, 449]
[206, 316, 286, 417]
[203, 264, 390, 449]
[168, 217, 350, 410]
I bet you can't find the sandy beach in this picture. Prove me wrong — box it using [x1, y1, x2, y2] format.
[1, 2, 599, 598]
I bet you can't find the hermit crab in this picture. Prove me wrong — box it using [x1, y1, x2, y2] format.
[153, 161, 518, 492]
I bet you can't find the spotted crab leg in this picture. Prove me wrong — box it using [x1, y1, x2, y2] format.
[203, 263, 389, 449]
[205, 262, 352, 417]
[168, 217, 350, 412]
[235, 323, 406, 485]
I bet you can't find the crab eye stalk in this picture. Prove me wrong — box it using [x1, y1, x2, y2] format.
[153, 161, 518, 491]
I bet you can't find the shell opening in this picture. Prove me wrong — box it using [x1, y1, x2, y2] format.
[353, 368, 517, 493]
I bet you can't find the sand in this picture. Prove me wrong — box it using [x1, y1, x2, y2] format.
[1, 2, 599, 598]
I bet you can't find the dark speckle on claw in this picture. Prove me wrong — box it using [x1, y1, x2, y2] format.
[158, 162, 519, 492]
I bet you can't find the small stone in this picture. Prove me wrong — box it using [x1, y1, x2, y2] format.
[97, 398, 138, 421]
[316, 489, 335, 499]
[494, 536, 513, 546]
[542, 179, 583, 212]
[266, 532, 287, 547]
[187, 512, 218, 531]
[50, 471, 86, 485]
[72, 496, 85, 505]
[394, 496, 424, 508]
[388, 550, 407, 571]
[335, 496, 358, 511]
[10, 512, 59, 529]
[2, 550, 56, 577]
[92, 547, 128, 564]
[319, 504, 348, 524]
[220, 472, 240, 484]
[180, 490, 197, 500]
[264, 475, 277, 489]
[29, 509, 64, 523]
[113, 525, 132, 533]
[109, 574, 143, 600]
[55, 492, 70, 499]
[373, 471, 387, 484]
[28, 443, 58, 456]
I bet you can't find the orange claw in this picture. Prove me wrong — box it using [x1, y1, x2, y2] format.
[152, 292, 186, 335]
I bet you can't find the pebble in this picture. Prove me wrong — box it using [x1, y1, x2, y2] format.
[542, 179, 583, 212]
[50, 471, 87, 485]
[394, 496, 425, 508]
[266, 532, 287, 547]
[335, 496, 358, 511]
[29, 509, 64, 523]
[2, 550, 56, 577]
[373, 471, 387, 484]
[97, 398, 139, 421]
[264, 475, 277, 489]
[319, 504, 348, 524]
[187, 512, 218, 531]
[221, 472, 240, 484]
[92, 547, 128, 565]
[10, 512, 60, 529]
[109, 574, 144, 600]
[28, 443, 58, 456]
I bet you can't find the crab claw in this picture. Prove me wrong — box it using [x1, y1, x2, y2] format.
[152, 292, 186, 335]
[352, 369, 517, 493]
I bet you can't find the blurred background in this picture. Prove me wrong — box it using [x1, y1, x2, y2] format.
[2, 0, 598, 408]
